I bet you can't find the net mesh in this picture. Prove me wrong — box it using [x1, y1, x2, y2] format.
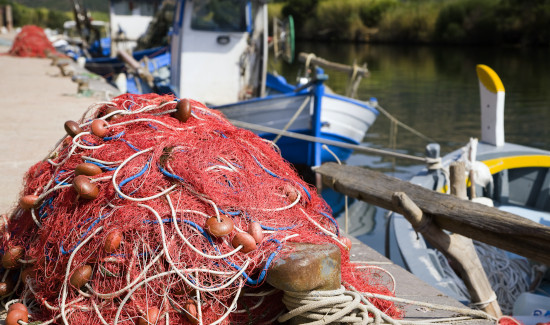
[2, 93, 402, 324]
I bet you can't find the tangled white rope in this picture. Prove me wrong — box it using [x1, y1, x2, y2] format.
[277, 282, 497, 325]
[278, 286, 372, 324]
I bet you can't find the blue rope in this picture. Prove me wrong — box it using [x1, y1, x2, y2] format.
[293, 182, 312, 201]
[60, 213, 109, 255]
[319, 211, 340, 237]
[80, 138, 96, 146]
[249, 153, 340, 237]
[142, 216, 281, 285]
[119, 158, 151, 188]
[260, 224, 295, 231]
[38, 196, 54, 219]
[84, 160, 117, 171]
[251, 155, 278, 178]
[226, 239, 282, 285]
[103, 131, 125, 141]
[216, 175, 234, 189]
[250, 155, 312, 201]
[218, 210, 297, 231]
[103, 131, 139, 151]
[54, 170, 70, 185]
[121, 139, 140, 152]
[127, 95, 135, 110]
[143, 218, 214, 246]
[157, 164, 185, 182]
[218, 208, 241, 216]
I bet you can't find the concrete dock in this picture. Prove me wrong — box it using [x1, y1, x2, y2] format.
[0, 31, 494, 324]
[0, 32, 99, 213]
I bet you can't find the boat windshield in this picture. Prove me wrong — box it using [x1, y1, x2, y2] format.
[191, 0, 248, 32]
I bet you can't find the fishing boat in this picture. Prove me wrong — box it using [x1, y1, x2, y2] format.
[108, 0, 158, 57]
[52, 20, 111, 59]
[55, 0, 168, 79]
[389, 65, 550, 319]
[111, 0, 379, 167]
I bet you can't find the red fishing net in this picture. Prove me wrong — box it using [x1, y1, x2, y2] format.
[498, 316, 524, 325]
[2, 93, 401, 324]
[8, 25, 57, 58]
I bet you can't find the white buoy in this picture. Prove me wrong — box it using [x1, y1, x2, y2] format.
[476, 64, 505, 147]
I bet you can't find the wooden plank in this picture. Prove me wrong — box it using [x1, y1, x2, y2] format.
[314, 162, 550, 265]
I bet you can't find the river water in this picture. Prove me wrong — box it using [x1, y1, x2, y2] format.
[274, 42, 550, 258]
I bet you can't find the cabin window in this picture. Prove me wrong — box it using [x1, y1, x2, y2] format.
[191, 0, 247, 32]
[493, 167, 550, 211]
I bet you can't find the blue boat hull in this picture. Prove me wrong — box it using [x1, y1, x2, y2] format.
[215, 84, 378, 167]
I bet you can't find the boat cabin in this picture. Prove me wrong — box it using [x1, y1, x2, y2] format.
[170, 0, 267, 105]
[109, 0, 160, 57]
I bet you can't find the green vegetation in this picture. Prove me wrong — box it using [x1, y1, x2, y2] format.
[1, 1, 108, 31]
[376, 1, 438, 43]
[2, 0, 69, 30]
[271, 0, 550, 45]
[4, 1, 71, 29]
[5, 0, 550, 46]
[13, 0, 108, 13]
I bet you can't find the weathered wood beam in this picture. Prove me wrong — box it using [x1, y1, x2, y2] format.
[393, 192, 502, 317]
[450, 162, 468, 200]
[314, 163, 550, 265]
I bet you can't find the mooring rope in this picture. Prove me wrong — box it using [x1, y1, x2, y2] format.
[273, 96, 311, 144]
[371, 101, 436, 144]
[229, 119, 438, 165]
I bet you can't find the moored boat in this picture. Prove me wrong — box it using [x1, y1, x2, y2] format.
[105, 0, 380, 167]
[389, 65, 550, 319]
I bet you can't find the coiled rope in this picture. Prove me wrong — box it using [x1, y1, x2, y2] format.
[278, 286, 373, 325]
[277, 284, 497, 325]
